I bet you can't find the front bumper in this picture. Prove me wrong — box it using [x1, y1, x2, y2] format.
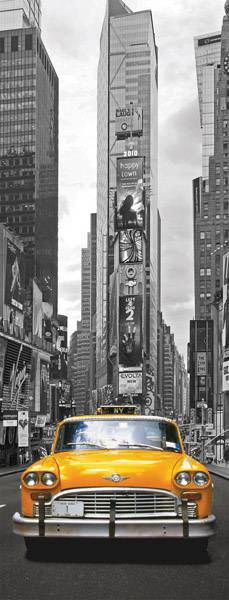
[12, 512, 216, 539]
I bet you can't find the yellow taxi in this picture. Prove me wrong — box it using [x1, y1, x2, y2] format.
[13, 415, 215, 553]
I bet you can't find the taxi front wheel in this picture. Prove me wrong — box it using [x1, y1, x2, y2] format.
[24, 537, 48, 557]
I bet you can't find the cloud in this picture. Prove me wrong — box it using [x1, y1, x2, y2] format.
[160, 100, 201, 167]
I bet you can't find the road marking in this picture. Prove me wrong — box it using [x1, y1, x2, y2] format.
[0, 505, 6, 509]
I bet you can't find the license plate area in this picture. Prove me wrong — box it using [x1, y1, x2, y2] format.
[52, 500, 84, 518]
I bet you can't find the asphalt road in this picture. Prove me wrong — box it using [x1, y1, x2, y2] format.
[0, 474, 228, 600]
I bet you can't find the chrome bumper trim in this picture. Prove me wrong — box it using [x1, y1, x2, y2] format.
[12, 512, 216, 539]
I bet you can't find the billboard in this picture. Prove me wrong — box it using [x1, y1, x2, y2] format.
[18, 410, 29, 447]
[196, 352, 207, 376]
[42, 302, 53, 342]
[115, 106, 143, 139]
[119, 295, 142, 367]
[116, 157, 145, 230]
[119, 370, 142, 395]
[5, 240, 24, 311]
[145, 372, 155, 414]
[33, 281, 43, 338]
[119, 230, 143, 263]
[40, 361, 49, 414]
[2, 340, 32, 411]
[0, 337, 7, 395]
[223, 253, 229, 391]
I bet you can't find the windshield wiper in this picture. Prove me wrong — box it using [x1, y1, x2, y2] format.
[65, 442, 107, 449]
[117, 443, 163, 451]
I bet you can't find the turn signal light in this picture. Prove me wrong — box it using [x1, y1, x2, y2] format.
[182, 492, 202, 501]
[31, 492, 52, 501]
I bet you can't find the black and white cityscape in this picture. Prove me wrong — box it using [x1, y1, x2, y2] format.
[0, 2, 229, 599]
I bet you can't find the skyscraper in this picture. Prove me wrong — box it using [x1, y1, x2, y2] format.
[0, 0, 58, 313]
[0, 1, 41, 31]
[96, 0, 158, 408]
[191, 3, 229, 429]
[194, 32, 221, 188]
[69, 215, 97, 415]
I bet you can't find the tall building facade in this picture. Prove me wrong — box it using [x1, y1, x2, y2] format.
[157, 311, 188, 419]
[69, 214, 97, 415]
[96, 0, 158, 409]
[191, 3, 229, 429]
[0, 0, 58, 313]
[0, 1, 41, 30]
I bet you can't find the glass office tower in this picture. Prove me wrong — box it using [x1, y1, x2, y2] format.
[0, 0, 41, 31]
[194, 32, 221, 189]
[0, 3, 58, 313]
[97, 0, 158, 401]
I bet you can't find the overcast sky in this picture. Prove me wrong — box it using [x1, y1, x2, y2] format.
[41, 0, 224, 359]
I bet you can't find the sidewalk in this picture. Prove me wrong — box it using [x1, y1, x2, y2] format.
[0, 463, 30, 478]
[207, 463, 229, 480]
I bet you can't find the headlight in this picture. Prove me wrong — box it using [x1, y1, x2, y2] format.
[24, 472, 39, 487]
[193, 471, 209, 487]
[41, 472, 57, 486]
[175, 472, 191, 486]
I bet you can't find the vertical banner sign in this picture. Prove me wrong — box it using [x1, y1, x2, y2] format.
[119, 230, 143, 263]
[196, 352, 207, 375]
[119, 296, 142, 367]
[5, 240, 24, 310]
[116, 157, 145, 230]
[115, 106, 143, 139]
[18, 410, 29, 447]
[0, 338, 7, 394]
[33, 281, 43, 338]
[40, 361, 49, 414]
[223, 253, 229, 391]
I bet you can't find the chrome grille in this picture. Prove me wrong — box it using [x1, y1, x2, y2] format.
[33, 489, 179, 519]
[177, 502, 198, 519]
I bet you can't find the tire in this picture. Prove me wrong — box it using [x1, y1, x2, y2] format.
[188, 538, 208, 553]
[24, 537, 47, 556]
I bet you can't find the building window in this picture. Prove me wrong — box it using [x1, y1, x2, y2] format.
[0, 38, 4, 53]
[200, 232, 205, 240]
[200, 269, 205, 276]
[206, 269, 211, 276]
[216, 178, 221, 186]
[11, 36, 18, 52]
[200, 293, 205, 299]
[25, 34, 33, 51]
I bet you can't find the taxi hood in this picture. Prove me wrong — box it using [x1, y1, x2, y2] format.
[51, 449, 188, 490]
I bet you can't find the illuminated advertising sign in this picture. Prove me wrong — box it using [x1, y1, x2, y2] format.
[40, 361, 49, 414]
[116, 157, 145, 230]
[0, 338, 7, 395]
[119, 230, 143, 263]
[115, 106, 143, 139]
[2, 340, 32, 411]
[196, 352, 207, 376]
[198, 35, 221, 47]
[33, 281, 43, 338]
[18, 410, 29, 447]
[193, 178, 201, 218]
[5, 240, 24, 311]
[223, 253, 229, 391]
[119, 370, 142, 395]
[119, 295, 142, 367]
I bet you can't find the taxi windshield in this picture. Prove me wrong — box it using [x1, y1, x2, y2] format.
[54, 419, 182, 453]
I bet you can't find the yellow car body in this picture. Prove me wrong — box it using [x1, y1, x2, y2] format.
[13, 415, 215, 549]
